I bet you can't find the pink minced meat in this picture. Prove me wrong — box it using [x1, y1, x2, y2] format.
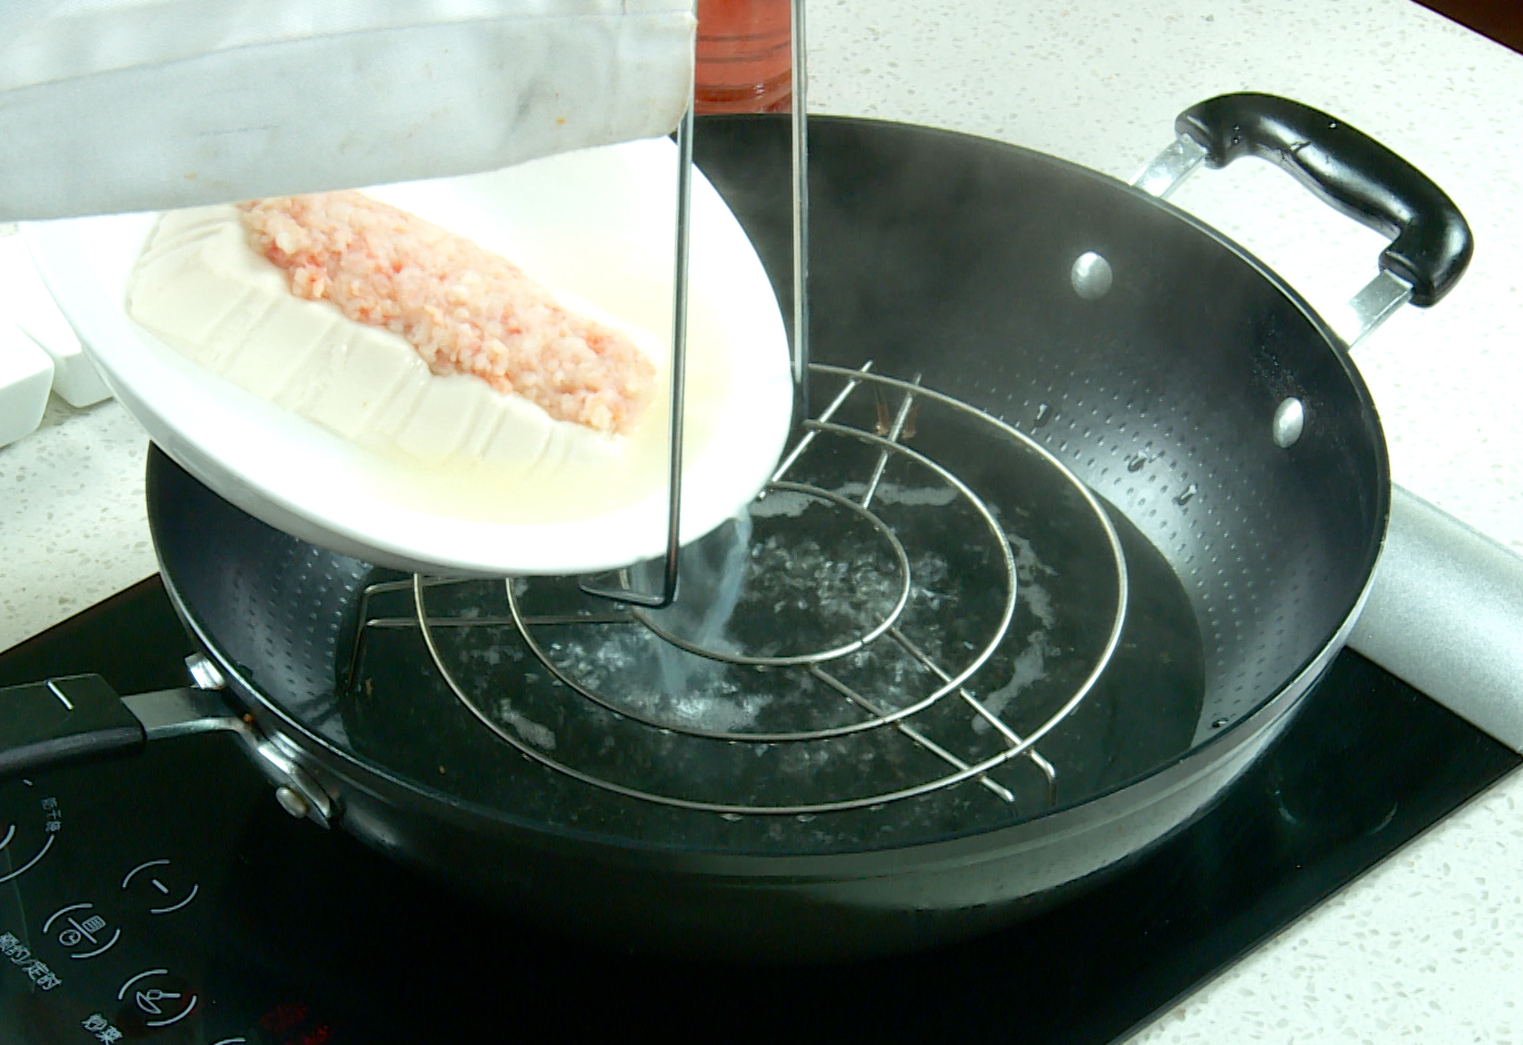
[238, 191, 656, 435]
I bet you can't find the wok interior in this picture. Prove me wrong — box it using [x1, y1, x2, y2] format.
[147, 116, 1384, 856]
[760, 118, 1385, 735]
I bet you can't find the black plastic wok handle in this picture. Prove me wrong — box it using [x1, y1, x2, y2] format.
[1176, 93, 1473, 307]
[0, 675, 145, 777]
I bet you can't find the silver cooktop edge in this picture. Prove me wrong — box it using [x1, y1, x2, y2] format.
[1350, 485, 1523, 752]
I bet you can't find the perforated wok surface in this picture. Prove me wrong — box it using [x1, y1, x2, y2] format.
[703, 117, 1386, 738]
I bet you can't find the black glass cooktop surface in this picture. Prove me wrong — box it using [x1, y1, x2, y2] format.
[0, 577, 1516, 1045]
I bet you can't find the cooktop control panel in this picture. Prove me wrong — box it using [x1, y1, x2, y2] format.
[0, 736, 354, 1045]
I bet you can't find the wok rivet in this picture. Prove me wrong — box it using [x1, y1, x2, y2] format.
[1034, 402, 1051, 427]
[1175, 484, 1198, 506]
[184, 652, 226, 691]
[274, 786, 310, 819]
[1273, 397, 1306, 448]
[1212, 717, 1229, 729]
[1070, 251, 1113, 300]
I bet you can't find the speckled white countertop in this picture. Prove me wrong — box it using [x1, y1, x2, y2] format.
[0, 1, 1520, 1041]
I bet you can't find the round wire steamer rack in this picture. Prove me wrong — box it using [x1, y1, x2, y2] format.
[375, 364, 1130, 816]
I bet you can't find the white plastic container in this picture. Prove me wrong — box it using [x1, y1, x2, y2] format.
[0, 237, 110, 407]
[0, 319, 54, 448]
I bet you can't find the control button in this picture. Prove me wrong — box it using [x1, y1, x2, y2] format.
[0, 831, 56, 882]
[0, 798, 60, 884]
[41, 902, 121, 959]
[117, 968, 197, 1028]
[121, 858, 200, 915]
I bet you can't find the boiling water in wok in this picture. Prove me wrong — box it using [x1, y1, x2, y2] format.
[338, 378, 1206, 854]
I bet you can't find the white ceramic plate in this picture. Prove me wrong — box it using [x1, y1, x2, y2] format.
[24, 137, 793, 576]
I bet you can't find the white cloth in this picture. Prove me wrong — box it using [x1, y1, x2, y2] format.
[0, 0, 695, 219]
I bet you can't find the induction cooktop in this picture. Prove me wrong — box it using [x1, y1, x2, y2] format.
[0, 576, 1516, 1045]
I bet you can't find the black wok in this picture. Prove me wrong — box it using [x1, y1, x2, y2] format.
[0, 95, 1472, 959]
